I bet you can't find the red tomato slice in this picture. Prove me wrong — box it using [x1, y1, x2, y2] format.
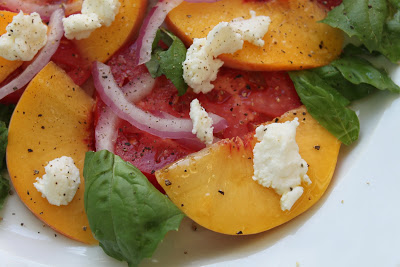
[94, 45, 302, 190]
[51, 37, 92, 86]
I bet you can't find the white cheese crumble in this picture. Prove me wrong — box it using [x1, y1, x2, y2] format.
[33, 156, 81, 206]
[0, 11, 48, 61]
[63, 0, 121, 40]
[63, 13, 101, 40]
[252, 118, 311, 211]
[189, 98, 214, 145]
[183, 11, 271, 94]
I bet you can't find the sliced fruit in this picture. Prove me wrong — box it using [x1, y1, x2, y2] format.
[166, 0, 343, 71]
[0, 11, 23, 83]
[156, 106, 341, 235]
[72, 0, 148, 63]
[7, 61, 97, 244]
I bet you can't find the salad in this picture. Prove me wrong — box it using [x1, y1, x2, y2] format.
[1, 0, 400, 266]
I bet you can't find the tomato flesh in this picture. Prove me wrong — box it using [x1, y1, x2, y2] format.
[51, 37, 91, 86]
[94, 45, 302, 189]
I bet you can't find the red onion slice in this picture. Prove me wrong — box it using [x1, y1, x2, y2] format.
[136, 0, 184, 65]
[0, 9, 64, 100]
[0, 0, 81, 21]
[93, 61, 227, 140]
[95, 72, 155, 152]
[136, 0, 222, 65]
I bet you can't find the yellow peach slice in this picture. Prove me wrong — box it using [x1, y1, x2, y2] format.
[7, 62, 97, 244]
[156, 106, 341, 235]
[0, 11, 23, 83]
[72, 0, 148, 63]
[166, 0, 343, 71]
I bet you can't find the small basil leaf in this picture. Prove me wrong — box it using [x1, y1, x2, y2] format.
[146, 28, 188, 95]
[0, 175, 10, 210]
[0, 104, 15, 127]
[322, 0, 400, 62]
[289, 71, 360, 145]
[146, 48, 163, 78]
[83, 150, 185, 267]
[313, 64, 376, 101]
[331, 56, 400, 93]
[0, 121, 7, 170]
[0, 120, 9, 210]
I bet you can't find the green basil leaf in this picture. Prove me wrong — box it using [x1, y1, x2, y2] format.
[331, 56, 400, 93]
[83, 150, 185, 267]
[289, 71, 360, 145]
[0, 121, 9, 210]
[146, 28, 188, 95]
[0, 175, 10, 210]
[0, 104, 15, 127]
[322, 0, 400, 62]
[313, 64, 376, 101]
[0, 121, 7, 170]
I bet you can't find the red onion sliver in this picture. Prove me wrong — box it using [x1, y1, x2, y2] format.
[0, 0, 81, 21]
[95, 72, 155, 152]
[135, 0, 222, 65]
[95, 106, 120, 152]
[0, 9, 64, 100]
[93, 61, 227, 140]
[136, 0, 184, 65]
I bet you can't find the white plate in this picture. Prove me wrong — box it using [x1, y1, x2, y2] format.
[1, 61, 400, 267]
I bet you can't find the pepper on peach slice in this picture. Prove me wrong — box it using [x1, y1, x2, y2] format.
[7, 61, 97, 244]
[166, 0, 343, 71]
[0, 11, 23, 83]
[72, 0, 148, 63]
[156, 106, 341, 235]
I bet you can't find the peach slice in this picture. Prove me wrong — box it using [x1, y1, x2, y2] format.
[156, 106, 341, 235]
[166, 0, 343, 71]
[7, 61, 97, 244]
[72, 0, 148, 63]
[0, 11, 23, 83]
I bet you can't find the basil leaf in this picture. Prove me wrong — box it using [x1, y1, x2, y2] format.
[289, 71, 360, 145]
[0, 121, 9, 210]
[322, 0, 400, 62]
[83, 150, 185, 267]
[331, 56, 400, 93]
[0, 104, 15, 127]
[0, 121, 7, 170]
[0, 175, 9, 210]
[146, 28, 188, 95]
[313, 64, 376, 101]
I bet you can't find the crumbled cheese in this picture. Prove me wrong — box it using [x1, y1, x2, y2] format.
[183, 11, 270, 94]
[82, 0, 121, 27]
[252, 118, 311, 211]
[33, 156, 81, 206]
[63, 0, 121, 40]
[0, 11, 48, 61]
[230, 10, 271, 47]
[189, 98, 214, 145]
[63, 13, 101, 40]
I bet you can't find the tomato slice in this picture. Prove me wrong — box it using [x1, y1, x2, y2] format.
[51, 37, 92, 86]
[94, 45, 302, 191]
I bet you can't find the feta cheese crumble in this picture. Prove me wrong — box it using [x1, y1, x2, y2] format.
[252, 118, 311, 211]
[183, 11, 271, 94]
[33, 156, 81, 206]
[189, 98, 214, 145]
[0, 11, 48, 61]
[63, 0, 121, 40]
